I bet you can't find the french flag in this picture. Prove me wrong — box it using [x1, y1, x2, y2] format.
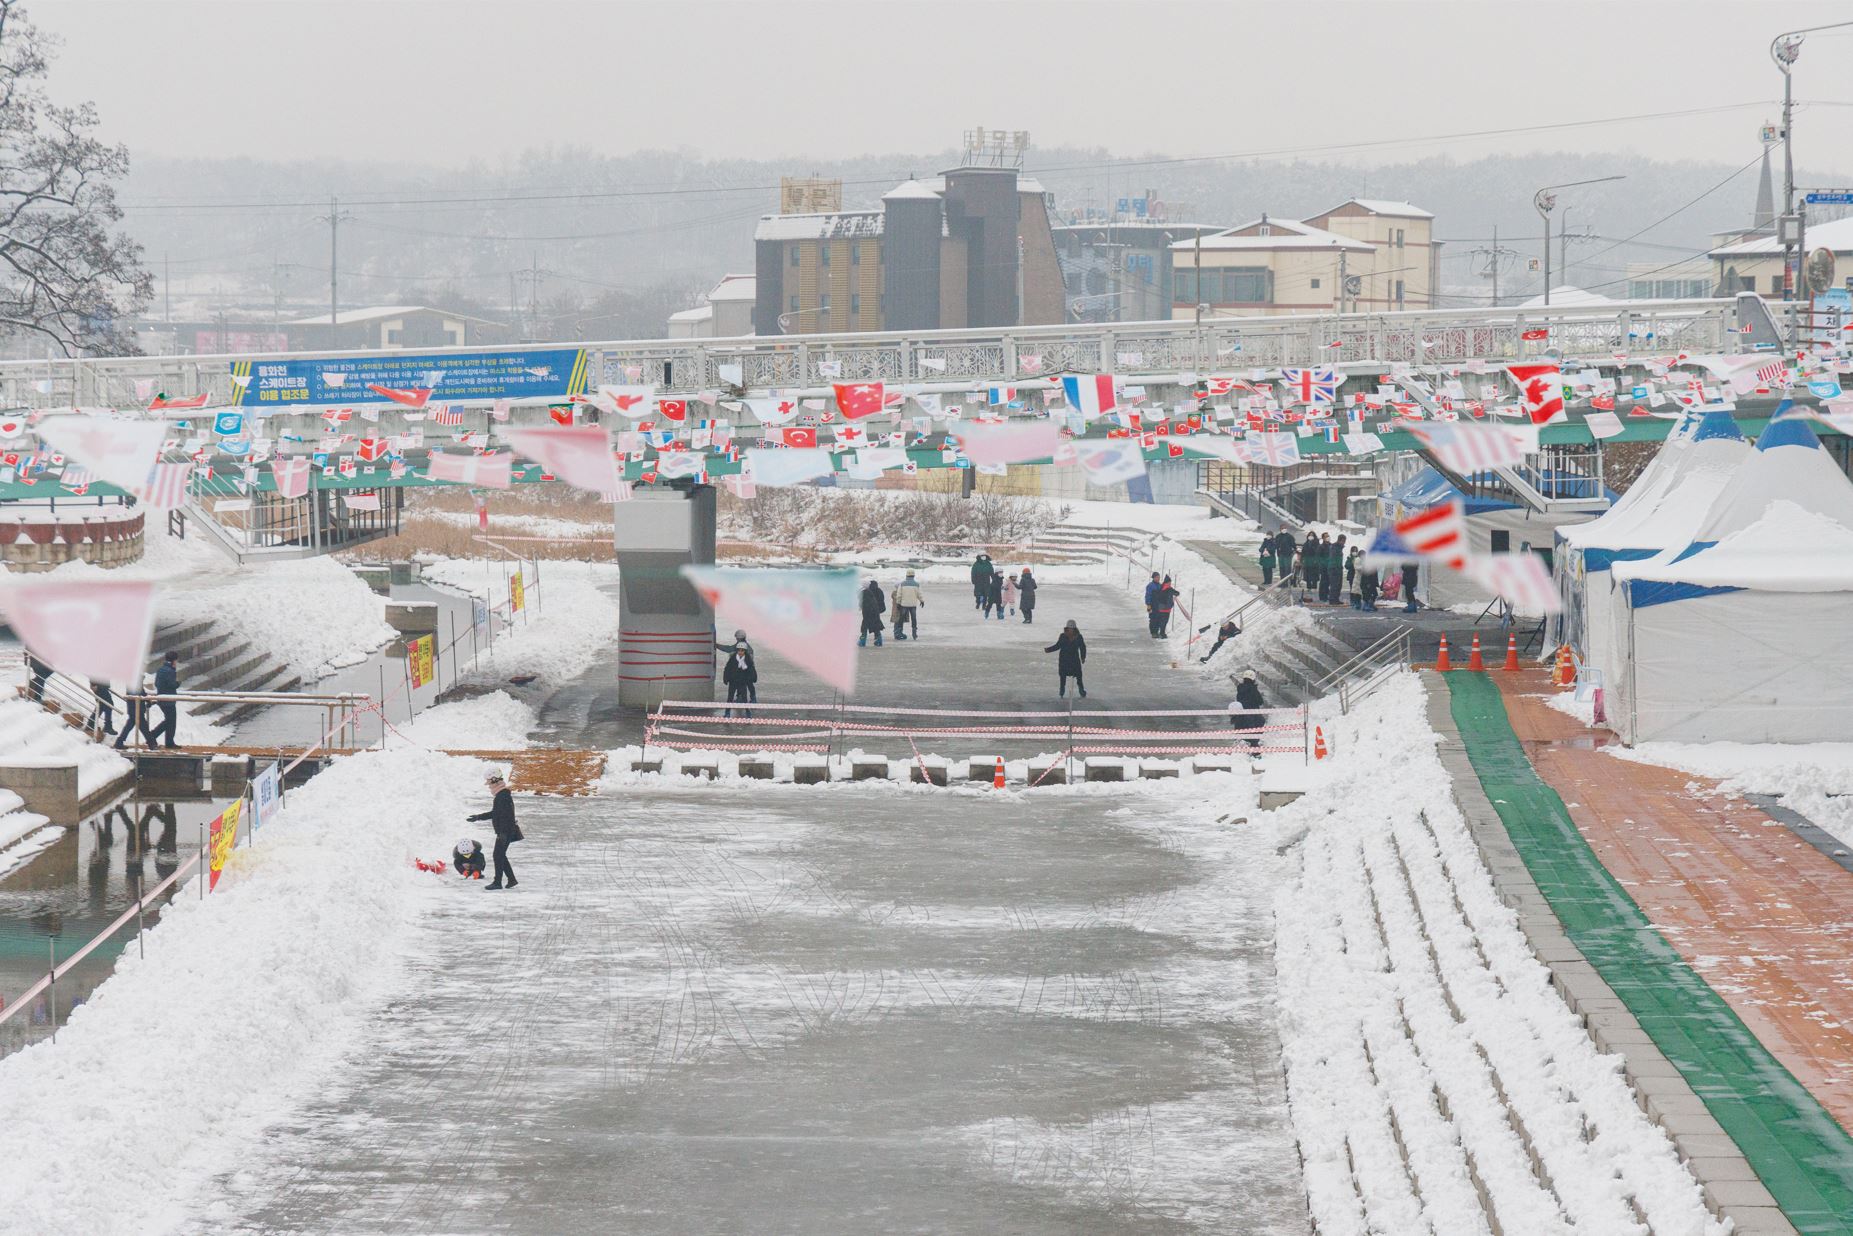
[1061, 374, 1117, 417]
[987, 385, 1017, 406]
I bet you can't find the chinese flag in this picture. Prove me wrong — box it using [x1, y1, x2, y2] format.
[658, 399, 688, 423]
[777, 427, 818, 448]
[831, 382, 886, 420]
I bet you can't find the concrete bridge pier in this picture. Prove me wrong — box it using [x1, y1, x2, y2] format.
[614, 484, 717, 710]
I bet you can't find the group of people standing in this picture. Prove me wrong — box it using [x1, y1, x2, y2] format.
[1257, 529, 1421, 613]
[1141, 573, 1181, 638]
[968, 553, 1037, 623]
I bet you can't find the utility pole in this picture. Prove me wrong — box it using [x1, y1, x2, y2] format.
[513, 253, 553, 343]
[1470, 226, 1516, 307]
[163, 252, 170, 325]
[1194, 228, 1203, 326]
[1337, 249, 1347, 314]
[315, 195, 355, 349]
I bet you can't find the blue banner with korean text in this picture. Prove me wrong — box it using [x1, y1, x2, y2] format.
[229, 348, 589, 408]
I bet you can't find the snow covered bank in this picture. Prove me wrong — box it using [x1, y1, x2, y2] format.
[0, 697, 132, 797]
[0, 785, 58, 881]
[1269, 675, 1723, 1235]
[41, 529, 393, 683]
[1055, 496, 1264, 545]
[417, 557, 621, 686]
[394, 690, 536, 750]
[1613, 740, 1853, 850]
[0, 745, 496, 1236]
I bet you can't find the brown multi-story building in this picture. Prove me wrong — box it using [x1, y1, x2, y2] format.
[752, 165, 1065, 336]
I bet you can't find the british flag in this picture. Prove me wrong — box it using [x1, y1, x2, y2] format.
[1243, 429, 1301, 467]
[1279, 367, 1340, 407]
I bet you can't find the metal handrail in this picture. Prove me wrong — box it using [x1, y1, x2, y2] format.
[1312, 623, 1414, 697]
[1337, 629, 1414, 715]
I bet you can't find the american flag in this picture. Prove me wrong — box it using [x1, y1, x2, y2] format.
[1243, 429, 1301, 467]
[1279, 367, 1340, 407]
[1405, 422, 1528, 474]
[1755, 359, 1789, 387]
[433, 406, 465, 427]
[137, 462, 194, 510]
[1463, 552, 1561, 614]
[1366, 500, 1466, 568]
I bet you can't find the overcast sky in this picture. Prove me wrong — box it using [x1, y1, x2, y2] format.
[31, 0, 1853, 174]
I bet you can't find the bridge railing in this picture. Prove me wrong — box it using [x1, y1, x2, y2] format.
[0, 299, 1774, 410]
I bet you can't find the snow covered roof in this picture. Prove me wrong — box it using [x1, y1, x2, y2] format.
[754, 211, 885, 242]
[1711, 214, 1853, 257]
[1615, 414, 1853, 594]
[1168, 217, 1373, 253]
[1017, 178, 1046, 195]
[667, 305, 713, 324]
[286, 305, 484, 326]
[1616, 500, 1853, 591]
[1325, 199, 1435, 220]
[882, 179, 941, 202]
[1516, 286, 1615, 308]
[705, 274, 756, 303]
[1561, 410, 1747, 564]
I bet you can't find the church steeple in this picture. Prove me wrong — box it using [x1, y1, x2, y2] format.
[1754, 143, 1776, 230]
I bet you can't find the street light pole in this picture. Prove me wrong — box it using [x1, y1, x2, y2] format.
[1532, 175, 1626, 306]
[1770, 21, 1853, 303]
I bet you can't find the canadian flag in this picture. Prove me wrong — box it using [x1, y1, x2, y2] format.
[1507, 364, 1565, 425]
[599, 385, 654, 417]
[776, 427, 818, 448]
[356, 437, 387, 462]
[366, 384, 432, 409]
[832, 382, 886, 420]
[658, 398, 689, 423]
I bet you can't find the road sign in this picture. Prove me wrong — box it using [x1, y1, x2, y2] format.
[1804, 191, 1853, 205]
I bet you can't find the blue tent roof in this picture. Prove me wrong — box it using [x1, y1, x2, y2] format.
[1384, 466, 1516, 516]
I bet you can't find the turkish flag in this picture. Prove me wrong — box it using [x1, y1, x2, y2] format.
[356, 437, 386, 462]
[777, 427, 818, 448]
[550, 405, 575, 426]
[658, 398, 688, 423]
[1589, 394, 1615, 412]
[832, 382, 886, 420]
[366, 384, 431, 409]
[1507, 364, 1565, 425]
[1520, 328, 1550, 341]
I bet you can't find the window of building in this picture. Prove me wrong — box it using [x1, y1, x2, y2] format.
[385, 328, 401, 345]
[821, 246, 831, 268]
[820, 293, 831, 313]
[1309, 278, 1321, 290]
[789, 245, 800, 267]
[1395, 228, 1405, 248]
[1222, 269, 1270, 303]
[1772, 275, 1785, 294]
[1257, 225, 1271, 237]
[1395, 279, 1406, 303]
[1737, 275, 1754, 292]
[1175, 269, 1198, 302]
[789, 294, 799, 311]
[851, 244, 861, 266]
[851, 293, 861, 315]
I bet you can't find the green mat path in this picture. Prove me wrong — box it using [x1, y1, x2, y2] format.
[1446, 672, 1853, 1234]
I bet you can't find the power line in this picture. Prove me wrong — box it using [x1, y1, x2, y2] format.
[116, 102, 1775, 214]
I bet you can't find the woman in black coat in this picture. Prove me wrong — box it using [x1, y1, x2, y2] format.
[467, 773, 523, 890]
[1017, 569, 1038, 624]
[1232, 672, 1267, 751]
[859, 580, 886, 646]
[1043, 620, 1088, 698]
[721, 643, 757, 716]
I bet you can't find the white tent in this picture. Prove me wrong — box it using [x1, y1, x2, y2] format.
[1609, 416, 1853, 743]
[1550, 410, 1747, 690]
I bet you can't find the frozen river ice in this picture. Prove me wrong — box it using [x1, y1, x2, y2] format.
[202, 780, 1310, 1234]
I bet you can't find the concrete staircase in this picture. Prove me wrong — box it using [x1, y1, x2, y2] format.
[147, 618, 303, 726]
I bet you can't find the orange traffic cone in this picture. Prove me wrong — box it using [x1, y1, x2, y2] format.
[1503, 632, 1520, 672]
[1469, 632, 1485, 672]
[1313, 726, 1328, 760]
[992, 756, 1006, 789]
[1553, 644, 1572, 686]
[1435, 635, 1452, 672]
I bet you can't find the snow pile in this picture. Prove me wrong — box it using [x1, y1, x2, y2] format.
[395, 691, 536, 751]
[0, 785, 59, 881]
[419, 509, 610, 540]
[43, 530, 393, 681]
[1055, 497, 1264, 545]
[418, 558, 620, 686]
[1613, 740, 1853, 850]
[0, 744, 495, 1236]
[0, 697, 132, 797]
[1270, 675, 1724, 1235]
